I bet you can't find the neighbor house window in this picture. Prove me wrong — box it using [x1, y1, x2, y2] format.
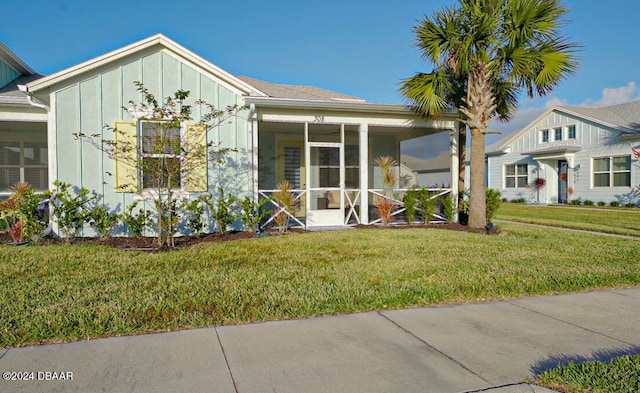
[593, 156, 631, 187]
[567, 125, 576, 139]
[0, 136, 48, 192]
[505, 164, 528, 188]
[554, 127, 563, 141]
[541, 129, 549, 143]
[140, 121, 182, 190]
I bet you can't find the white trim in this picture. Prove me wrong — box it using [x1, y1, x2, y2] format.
[0, 41, 35, 75]
[25, 34, 261, 97]
[359, 123, 369, 224]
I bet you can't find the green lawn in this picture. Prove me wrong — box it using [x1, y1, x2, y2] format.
[536, 355, 640, 393]
[2, 223, 639, 348]
[495, 203, 640, 237]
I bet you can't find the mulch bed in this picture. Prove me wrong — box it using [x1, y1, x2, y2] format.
[1, 224, 497, 251]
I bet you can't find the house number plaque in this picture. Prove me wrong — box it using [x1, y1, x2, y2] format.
[314, 115, 325, 123]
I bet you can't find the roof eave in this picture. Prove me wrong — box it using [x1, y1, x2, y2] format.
[246, 96, 459, 117]
[0, 41, 35, 75]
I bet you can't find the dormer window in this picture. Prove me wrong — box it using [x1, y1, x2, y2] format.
[541, 129, 549, 143]
[554, 127, 563, 141]
[567, 125, 576, 139]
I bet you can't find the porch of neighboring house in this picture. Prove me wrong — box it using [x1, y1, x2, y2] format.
[255, 119, 458, 228]
[0, 120, 48, 196]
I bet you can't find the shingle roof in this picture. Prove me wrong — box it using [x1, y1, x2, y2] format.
[560, 100, 640, 132]
[238, 76, 365, 102]
[0, 74, 43, 106]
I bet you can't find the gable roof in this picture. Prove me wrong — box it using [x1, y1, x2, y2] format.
[489, 99, 640, 154]
[238, 76, 365, 102]
[0, 41, 35, 76]
[25, 34, 263, 96]
[0, 74, 43, 106]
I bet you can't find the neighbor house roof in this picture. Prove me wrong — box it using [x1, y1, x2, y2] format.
[25, 34, 263, 97]
[238, 76, 365, 102]
[488, 100, 640, 155]
[0, 74, 43, 106]
[0, 41, 35, 76]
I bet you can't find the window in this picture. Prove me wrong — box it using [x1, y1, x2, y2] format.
[505, 164, 528, 188]
[283, 146, 302, 189]
[541, 129, 549, 143]
[567, 125, 576, 139]
[140, 121, 182, 189]
[0, 138, 48, 192]
[554, 127, 563, 141]
[593, 156, 631, 187]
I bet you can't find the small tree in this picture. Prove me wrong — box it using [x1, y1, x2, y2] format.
[272, 180, 297, 233]
[76, 82, 245, 248]
[374, 156, 399, 226]
[44, 181, 97, 240]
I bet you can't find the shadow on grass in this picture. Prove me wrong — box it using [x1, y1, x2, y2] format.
[530, 344, 640, 376]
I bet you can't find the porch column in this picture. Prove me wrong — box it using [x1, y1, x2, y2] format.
[249, 104, 259, 201]
[450, 121, 460, 222]
[360, 123, 369, 224]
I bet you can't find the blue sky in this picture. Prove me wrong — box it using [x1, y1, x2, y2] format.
[2, 0, 640, 148]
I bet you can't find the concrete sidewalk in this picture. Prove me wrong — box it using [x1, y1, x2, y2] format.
[1, 288, 639, 393]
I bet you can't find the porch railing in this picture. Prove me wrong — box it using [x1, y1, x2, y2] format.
[368, 188, 451, 225]
[258, 189, 306, 229]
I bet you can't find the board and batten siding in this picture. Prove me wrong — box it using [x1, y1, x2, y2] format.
[53, 49, 249, 234]
[489, 109, 640, 204]
[0, 60, 20, 89]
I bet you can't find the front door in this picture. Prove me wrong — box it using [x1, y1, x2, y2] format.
[307, 143, 344, 226]
[558, 160, 568, 203]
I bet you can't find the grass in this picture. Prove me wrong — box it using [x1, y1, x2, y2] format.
[1, 223, 640, 348]
[536, 355, 640, 392]
[495, 203, 640, 237]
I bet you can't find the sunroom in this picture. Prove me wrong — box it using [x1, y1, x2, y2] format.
[247, 97, 459, 227]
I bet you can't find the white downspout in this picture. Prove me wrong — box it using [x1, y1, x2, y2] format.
[18, 84, 54, 237]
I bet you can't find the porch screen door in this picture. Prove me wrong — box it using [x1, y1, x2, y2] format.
[307, 143, 344, 226]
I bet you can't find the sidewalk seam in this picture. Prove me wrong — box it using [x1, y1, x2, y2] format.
[377, 311, 492, 385]
[214, 327, 239, 393]
[0, 349, 7, 361]
[506, 299, 636, 347]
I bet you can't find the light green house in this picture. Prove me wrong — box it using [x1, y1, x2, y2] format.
[4, 34, 460, 235]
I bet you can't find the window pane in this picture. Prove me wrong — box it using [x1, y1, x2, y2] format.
[554, 127, 562, 141]
[0, 168, 21, 191]
[283, 146, 301, 189]
[142, 157, 181, 189]
[141, 122, 180, 154]
[516, 164, 527, 175]
[24, 168, 48, 190]
[613, 172, 631, 187]
[567, 125, 576, 139]
[345, 145, 359, 166]
[593, 158, 610, 172]
[612, 156, 631, 171]
[505, 177, 515, 188]
[505, 165, 515, 176]
[517, 176, 528, 188]
[541, 130, 549, 142]
[319, 167, 339, 187]
[0, 142, 21, 165]
[593, 173, 610, 187]
[345, 167, 359, 188]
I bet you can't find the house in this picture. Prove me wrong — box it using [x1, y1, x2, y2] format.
[1, 34, 461, 235]
[487, 101, 640, 205]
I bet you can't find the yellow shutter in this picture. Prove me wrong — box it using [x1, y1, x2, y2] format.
[185, 123, 208, 192]
[114, 120, 138, 193]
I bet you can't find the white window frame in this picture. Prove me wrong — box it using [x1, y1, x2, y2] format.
[592, 155, 631, 188]
[554, 127, 563, 142]
[567, 125, 576, 139]
[138, 120, 185, 192]
[504, 163, 528, 189]
[541, 129, 549, 143]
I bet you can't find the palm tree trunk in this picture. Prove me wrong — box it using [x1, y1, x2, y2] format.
[468, 127, 486, 228]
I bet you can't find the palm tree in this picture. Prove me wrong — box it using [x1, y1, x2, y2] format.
[402, 0, 579, 229]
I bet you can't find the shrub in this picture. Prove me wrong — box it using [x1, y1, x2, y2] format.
[403, 189, 418, 224]
[43, 181, 97, 239]
[510, 198, 526, 204]
[609, 200, 620, 207]
[0, 182, 48, 243]
[570, 198, 582, 206]
[583, 199, 594, 206]
[440, 194, 454, 224]
[624, 202, 636, 208]
[486, 188, 502, 223]
[273, 180, 297, 233]
[180, 194, 213, 237]
[89, 205, 119, 239]
[597, 201, 606, 206]
[374, 197, 398, 226]
[417, 188, 437, 224]
[121, 201, 151, 237]
[239, 196, 273, 233]
[212, 187, 238, 233]
[501, 197, 508, 203]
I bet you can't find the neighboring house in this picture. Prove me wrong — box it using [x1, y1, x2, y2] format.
[487, 101, 640, 205]
[1, 34, 461, 234]
[0, 41, 47, 193]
